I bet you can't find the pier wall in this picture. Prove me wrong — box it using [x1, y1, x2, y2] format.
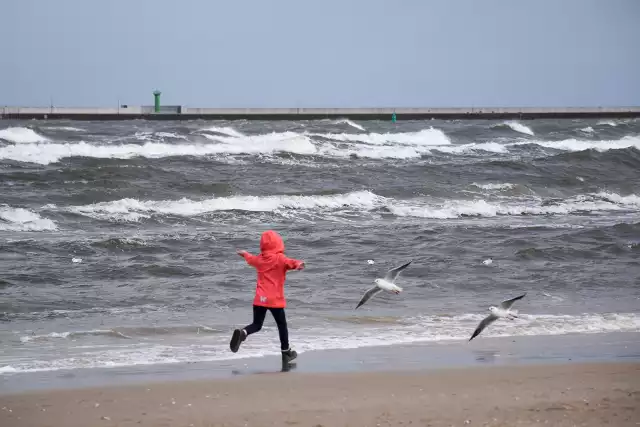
[2, 106, 640, 121]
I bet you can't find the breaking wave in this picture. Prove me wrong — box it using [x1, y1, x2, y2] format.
[0, 138, 318, 164]
[490, 121, 535, 136]
[0, 206, 57, 231]
[50, 191, 382, 222]
[434, 142, 507, 154]
[199, 125, 245, 138]
[0, 127, 48, 144]
[3, 312, 638, 374]
[43, 126, 85, 132]
[1, 126, 639, 164]
[18, 326, 221, 343]
[388, 192, 640, 219]
[19, 329, 132, 343]
[471, 182, 515, 191]
[314, 127, 450, 146]
[504, 121, 535, 135]
[332, 119, 366, 131]
[513, 136, 640, 153]
[40, 190, 640, 223]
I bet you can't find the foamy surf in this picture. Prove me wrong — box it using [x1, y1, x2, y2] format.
[52, 190, 383, 222]
[504, 121, 535, 136]
[1, 129, 638, 164]
[333, 119, 366, 131]
[490, 121, 535, 136]
[40, 190, 640, 223]
[315, 127, 451, 146]
[199, 126, 245, 138]
[471, 183, 515, 191]
[387, 191, 640, 219]
[43, 126, 85, 132]
[0, 127, 48, 144]
[514, 136, 640, 153]
[0, 206, 58, 231]
[2, 312, 638, 375]
[0, 138, 319, 164]
[19, 329, 131, 343]
[433, 142, 507, 154]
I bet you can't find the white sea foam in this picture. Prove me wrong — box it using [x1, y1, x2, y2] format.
[200, 126, 245, 137]
[0, 137, 318, 164]
[388, 191, 640, 219]
[56, 191, 383, 222]
[43, 191, 640, 223]
[154, 131, 189, 140]
[332, 119, 366, 131]
[19, 329, 131, 343]
[0, 206, 58, 231]
[320, 144, 429, 159]
[1, 130, 638, 165]
[433, 142, 507, 154]
[2, 312, 638, 374]
[315, 127, 451, 146]
[0, 127, 48, 144]
[201, 131, 318, 154]
[471, 182, 515, 191]
[3, 304, 163, 321]
[43, 126, 85, 132]
[504, 121, 534, 136]
[580, 126, 595, 134]
[0, 366, 18, 374]
[132, 131, 189, 142]
[517, 136, 640, 153]
[310, 127, 456, 159]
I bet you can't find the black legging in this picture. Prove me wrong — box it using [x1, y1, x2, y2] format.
[243, 305, 289, 351]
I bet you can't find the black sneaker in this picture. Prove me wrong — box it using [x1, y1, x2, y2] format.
[281, 348, 298, 364]
[230, 329, 246, 353]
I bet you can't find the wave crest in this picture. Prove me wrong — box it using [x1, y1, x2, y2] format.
[332, 119, 366, 131]
[3, 312, 638, 374]
[389, 191, 640, 219]
[315, 127, 450, 146]
[0, 127, 48, 144]
[0, 206, 57, 231]
[512, 136, 640, 153]
[55, 191, 382, 222]
[39, 190, 640, 223]
[2, 126, 639, 164]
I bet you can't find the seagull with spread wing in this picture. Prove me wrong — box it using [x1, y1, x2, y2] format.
[355, 261, 412, 309]
[469, 293, 527, 341]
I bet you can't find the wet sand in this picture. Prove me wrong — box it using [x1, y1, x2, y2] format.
[1, 362, 638, 427]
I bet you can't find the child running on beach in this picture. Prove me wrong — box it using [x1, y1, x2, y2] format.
[230, 230, 305, 365]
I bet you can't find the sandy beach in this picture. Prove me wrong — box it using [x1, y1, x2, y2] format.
[1, 362, 638, 427]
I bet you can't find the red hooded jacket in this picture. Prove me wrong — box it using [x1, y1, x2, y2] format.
[240, 230, 303, 308]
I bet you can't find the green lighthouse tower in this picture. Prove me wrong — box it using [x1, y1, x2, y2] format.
[153, 90, 161, 113]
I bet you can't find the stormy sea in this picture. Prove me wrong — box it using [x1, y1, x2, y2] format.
[1, 118, 639, 381]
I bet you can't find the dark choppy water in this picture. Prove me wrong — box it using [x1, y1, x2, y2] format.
[1, 118, 639, 376]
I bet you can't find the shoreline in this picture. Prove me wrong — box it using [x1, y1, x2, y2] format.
[2, 106, 640, 121]
[2, 331, 638, 395]
[1, 362, 638, 427]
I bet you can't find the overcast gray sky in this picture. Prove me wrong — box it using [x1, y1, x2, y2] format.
[1, 0, 638, 108]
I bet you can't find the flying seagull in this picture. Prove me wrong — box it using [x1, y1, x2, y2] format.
[468, 293, 526, 341]
[355, 261, 412, 309]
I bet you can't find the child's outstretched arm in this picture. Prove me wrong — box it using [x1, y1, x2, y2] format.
[283, 255, 305, 271]
[237, 250, 259, 267]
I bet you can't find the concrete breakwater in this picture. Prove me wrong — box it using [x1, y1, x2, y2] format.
[2, 106, 640, 121]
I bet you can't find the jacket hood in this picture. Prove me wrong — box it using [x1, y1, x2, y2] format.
[260, 230, 285, 254]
